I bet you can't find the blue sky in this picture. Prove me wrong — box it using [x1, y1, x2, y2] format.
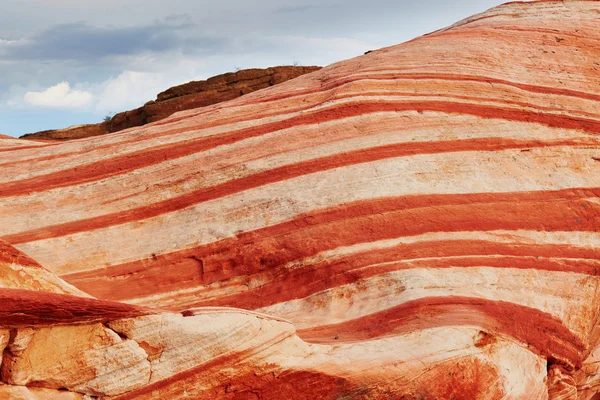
[0, 0, 506, 137]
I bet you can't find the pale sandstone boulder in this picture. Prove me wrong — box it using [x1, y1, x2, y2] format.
[1, 325, 150, 395]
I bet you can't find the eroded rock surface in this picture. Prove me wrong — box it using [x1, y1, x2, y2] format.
[1, 0, 600, 398]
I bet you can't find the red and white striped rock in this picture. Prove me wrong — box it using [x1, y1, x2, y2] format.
[1, 0, 600, 398]
[0, 239, 88, 297]
[0, 242, 548, 398]
[0, 297, 551, 399]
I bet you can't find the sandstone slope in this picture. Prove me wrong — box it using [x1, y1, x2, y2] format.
[0, 238, 544, 399]
[1, 0, 600, 398]
[19, 66, 320, 141]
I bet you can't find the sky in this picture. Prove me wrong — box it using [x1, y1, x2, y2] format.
[0, 0, 507, 137]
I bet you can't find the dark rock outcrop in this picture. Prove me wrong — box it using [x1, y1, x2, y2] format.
[20, 66, 320, 141]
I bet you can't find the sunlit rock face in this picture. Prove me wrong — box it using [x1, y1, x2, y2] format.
[1, 0, 600, 398]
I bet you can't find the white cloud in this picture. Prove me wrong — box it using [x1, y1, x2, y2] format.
[95, 70, 183, 113]
[24, 82, 93, 108]
[94, 56, 209, 113]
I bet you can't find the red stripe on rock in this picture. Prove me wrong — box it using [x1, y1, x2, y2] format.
[3, 137, 595, 244]
[0, 288, 151, 327]
[61, 190, 600, 304]
[67, 240, 600, 307]
[328, 73, 600, 103]
[297, 296, 586, 367]
[0, 239, 42, 268]
[2, 98, 599, 197]
[185, 251, 600, 311]
[114, 352, 505, 399]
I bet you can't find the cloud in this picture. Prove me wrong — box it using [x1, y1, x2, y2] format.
[95, 71, 165, 112]
[10, 30, 374, 114]
[94, 55, 207, 113]
[0, 0, 507, 137]
[276, 5, 314, 14]
[24, 82, 93, 108]
[1, 17, 225, 62]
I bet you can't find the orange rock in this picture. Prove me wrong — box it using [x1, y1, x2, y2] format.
[1, 0, 600, 398]
[0, 384, 85, 400]
[0, 240, 88, 296]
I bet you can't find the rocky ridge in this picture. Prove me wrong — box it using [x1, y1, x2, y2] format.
[20, 66, 320, 141]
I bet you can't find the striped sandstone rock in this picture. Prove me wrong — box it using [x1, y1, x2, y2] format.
[0, 241, 545, 398]
[1, 0, 600, 398]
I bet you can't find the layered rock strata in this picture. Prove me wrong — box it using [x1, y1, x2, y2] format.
[1, 0, 600, 398]
[0, 242, 548, 399]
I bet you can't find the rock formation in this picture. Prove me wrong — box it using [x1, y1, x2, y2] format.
[1, 0, 600, 398]
[0, 241, 553, 399]
[19, 66, 320, 141]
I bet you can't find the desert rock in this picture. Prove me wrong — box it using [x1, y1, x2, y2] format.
[1, 0, 600, 398]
